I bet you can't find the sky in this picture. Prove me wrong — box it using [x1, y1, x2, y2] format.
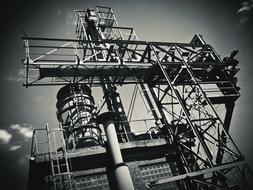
[0, 0, 253, 189]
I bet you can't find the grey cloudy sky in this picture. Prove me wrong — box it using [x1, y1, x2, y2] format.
[0, 0, 253, 189]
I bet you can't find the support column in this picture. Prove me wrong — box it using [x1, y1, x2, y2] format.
[224, 102, 235, 132]
[97, 112, 134, 190]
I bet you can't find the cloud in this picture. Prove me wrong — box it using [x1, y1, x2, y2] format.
[56, 9, 75, 25]
[19, 157, 27, 166]
[0, 129, 12, 144]
[66, 11, 76, 26]
[5, 69, 24, 82]
[57, 10, 62, 16]
[10, 124, 33, 139]
[8, 145, 22, 151]
[237, 0, 253, 24]
[0, 124, 33, 152]
[6, 76, 23, 82]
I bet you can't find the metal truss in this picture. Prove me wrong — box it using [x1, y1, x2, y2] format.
[142, 44, 245, 189]
[23, 6, 249, 190]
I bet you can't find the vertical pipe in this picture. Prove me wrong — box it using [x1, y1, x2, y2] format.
[97, 112, 134, 190]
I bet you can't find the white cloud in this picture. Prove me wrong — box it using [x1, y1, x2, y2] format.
[0, 129, 12, 144]
[8, 145, 22, 151]
[6, 76, 23, 82]
[6, 69, 24, 82]
[10, 124, 21, 130]
[18, 69, 25, 76]
[57, 10, 62, 16]
[11, 124, 33, 139]
[237, 0, 253, 24]
[66, 11, 76, 26]
[19, 157, 27, 166]
[20, 127, 33, 138]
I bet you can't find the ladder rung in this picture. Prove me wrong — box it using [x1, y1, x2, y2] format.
[37, 141, 48, 144]
[51, 156, 64, 160]
[50, 172, 73, 178]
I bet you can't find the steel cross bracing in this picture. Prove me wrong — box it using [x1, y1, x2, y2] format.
[23, 6, 248, 190]
[148, 45, 244, 188]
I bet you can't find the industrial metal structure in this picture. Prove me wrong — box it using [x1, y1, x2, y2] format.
[24, 6, 250, 190]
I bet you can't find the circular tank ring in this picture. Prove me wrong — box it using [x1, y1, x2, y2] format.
[57, 83, 92, 100]
[56, 93, 95, 108]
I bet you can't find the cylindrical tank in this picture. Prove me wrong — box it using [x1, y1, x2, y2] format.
[56, 83, 102, 149]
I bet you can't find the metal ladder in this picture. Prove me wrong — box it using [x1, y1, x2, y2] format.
[46, 124, 75, 190]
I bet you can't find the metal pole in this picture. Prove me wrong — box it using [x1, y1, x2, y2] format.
[97, 112, 134, 190]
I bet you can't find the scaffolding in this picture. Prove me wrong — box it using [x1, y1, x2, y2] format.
[25, 6, 250, 190]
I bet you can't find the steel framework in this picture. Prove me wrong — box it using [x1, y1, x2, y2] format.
[24, 6, 250, 190]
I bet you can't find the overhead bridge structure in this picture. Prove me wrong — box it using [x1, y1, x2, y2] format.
[25, 6, 250, 190]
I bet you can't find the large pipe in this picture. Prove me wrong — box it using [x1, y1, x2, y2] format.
[97, 112, 134, 190]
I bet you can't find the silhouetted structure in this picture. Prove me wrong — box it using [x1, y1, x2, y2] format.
[24, 6, 250, 190]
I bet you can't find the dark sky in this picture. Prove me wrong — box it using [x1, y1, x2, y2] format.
[0, 0, 253, 189]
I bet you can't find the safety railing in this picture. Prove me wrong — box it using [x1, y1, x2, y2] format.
[30, 128, 49, 159]
[30, 120, 165, 158]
